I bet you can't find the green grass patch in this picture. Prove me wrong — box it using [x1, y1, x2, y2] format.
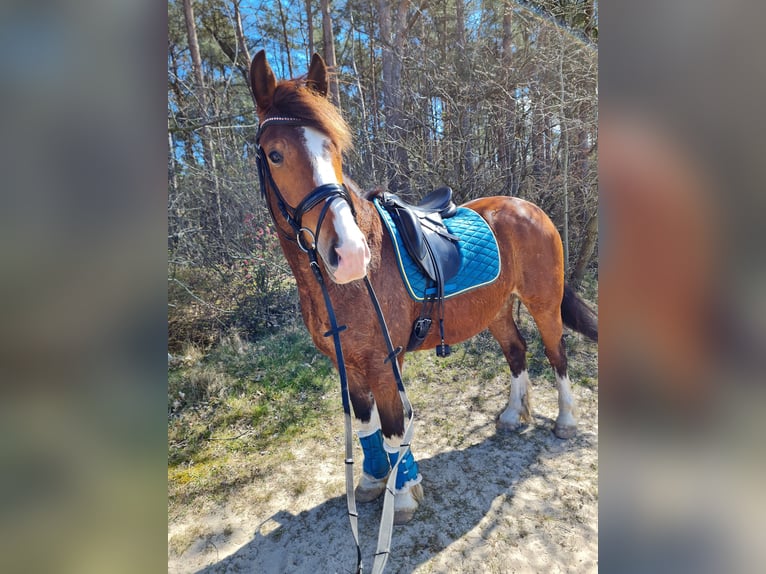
[168, 321, 336, 506]
[168, 285, 598, 512]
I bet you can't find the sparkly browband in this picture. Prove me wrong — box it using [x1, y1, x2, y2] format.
[255, 116, 306, 143]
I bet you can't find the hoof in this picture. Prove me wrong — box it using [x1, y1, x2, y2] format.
[393, 481, 424, 524]
[496, 411, 532, 433]
[553, 423, 577, 439]
[355, 472, 388, 503]
[496, 418, 524, 432]
[496, 409, 526, 432]
[496, 401, 532, 432]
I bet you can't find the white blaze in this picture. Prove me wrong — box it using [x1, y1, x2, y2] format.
[302, 127, 338, 185]
[301, 127, 370, 282]
[329, 200, 362, 247]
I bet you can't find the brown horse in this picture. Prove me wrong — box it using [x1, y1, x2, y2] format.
[249, 51, 597, 524]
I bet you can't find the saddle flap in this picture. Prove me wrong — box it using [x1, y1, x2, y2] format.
[394, 206, 429, 264]
[379, 192, 461, 285]
[422, 226, 461, 280]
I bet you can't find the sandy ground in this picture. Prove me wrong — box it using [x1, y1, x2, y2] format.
[168, 353, 598, 574]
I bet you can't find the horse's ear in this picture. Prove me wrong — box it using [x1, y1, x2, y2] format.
[306, 53, 328, 97]
[250, 50, 276, 112]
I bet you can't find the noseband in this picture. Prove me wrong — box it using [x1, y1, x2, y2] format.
[255, 116, 355, 252]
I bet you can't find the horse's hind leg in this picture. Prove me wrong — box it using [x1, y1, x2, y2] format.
[489, 298, 533, 431]
[525, 299, 578, 439]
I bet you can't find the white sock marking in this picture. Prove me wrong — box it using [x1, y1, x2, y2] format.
[383, 435, 405, 453]
[499, 370, 530, 427]
[555, 372, 577, 428]
[357, 403, 382, 438]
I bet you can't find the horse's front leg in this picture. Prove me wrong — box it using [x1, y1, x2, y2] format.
[351, 393, 390, 503]
[382, 429, 424, 524]
[371, 370, 424, 524]
[351, 368, 424, 524]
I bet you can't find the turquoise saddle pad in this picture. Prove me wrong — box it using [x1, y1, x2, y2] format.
[373, 198, 501, 302]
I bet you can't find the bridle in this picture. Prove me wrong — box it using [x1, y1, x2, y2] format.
[254, 115, 415, 574]
[255, 116, 355, 254]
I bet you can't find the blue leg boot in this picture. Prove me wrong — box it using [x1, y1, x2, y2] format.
[386, 448, 423, 524]
[386, 446, 424, 524]
[355, 429, 390, 502]
[387, 448, 421, 490]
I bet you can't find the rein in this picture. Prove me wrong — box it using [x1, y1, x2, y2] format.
[256, 116, 415, 574]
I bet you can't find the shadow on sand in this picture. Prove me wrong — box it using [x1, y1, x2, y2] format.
[196, 420, 595, 573]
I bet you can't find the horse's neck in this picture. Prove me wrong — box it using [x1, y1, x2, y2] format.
[345, 178, 384, 274]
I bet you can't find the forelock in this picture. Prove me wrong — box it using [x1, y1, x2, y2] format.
[266, 79, 352, 153]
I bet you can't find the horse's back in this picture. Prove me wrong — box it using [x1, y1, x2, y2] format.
[463, 193, 550, 223]
[463, 195, 565, 298]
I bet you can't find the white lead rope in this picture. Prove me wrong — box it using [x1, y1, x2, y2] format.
[363, 277, 416, 574]
[310, 261, 415, 574]
[370, 396, 415, 574]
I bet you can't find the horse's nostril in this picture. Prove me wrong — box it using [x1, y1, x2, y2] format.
[328, 245, 340, 268]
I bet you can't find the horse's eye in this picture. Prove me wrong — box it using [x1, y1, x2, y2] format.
[268, 150, 283, 164]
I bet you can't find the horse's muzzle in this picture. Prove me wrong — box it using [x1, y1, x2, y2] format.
[321, 201, 371, 283]
[330, 239, 371, 284]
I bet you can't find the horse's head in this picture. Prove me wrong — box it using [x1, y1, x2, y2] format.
[249, 51, 370, 284]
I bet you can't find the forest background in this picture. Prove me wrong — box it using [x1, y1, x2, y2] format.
[167, 0, 598, 349]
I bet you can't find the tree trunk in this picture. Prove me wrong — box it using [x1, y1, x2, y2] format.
[168, 43, 196, 166]
[455, 0, 473, 184]
[182, 0, 224, 261]
[277, 0, 293, 77]
[320, 0, 341, 107]
[349, 7, 375, 174]
[377, 0, 411, 194]
[531, 102, 545, 184]
[501, 2, 516, 195]
[233, 0, 251, 78]
[570, 212, 598, 288]
[305, 0, 314, 57]
[559, 30, 570, 274]
[168, 125, 178, 252]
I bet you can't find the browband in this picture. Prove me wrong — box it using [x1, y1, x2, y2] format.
[255, 115, 306, 144]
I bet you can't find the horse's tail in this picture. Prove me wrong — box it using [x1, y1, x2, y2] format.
[561, 284, 598, 342]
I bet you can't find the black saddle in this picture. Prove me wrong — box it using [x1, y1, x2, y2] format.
[378, 187, 461, 356]
[378, 187, 461, 285]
